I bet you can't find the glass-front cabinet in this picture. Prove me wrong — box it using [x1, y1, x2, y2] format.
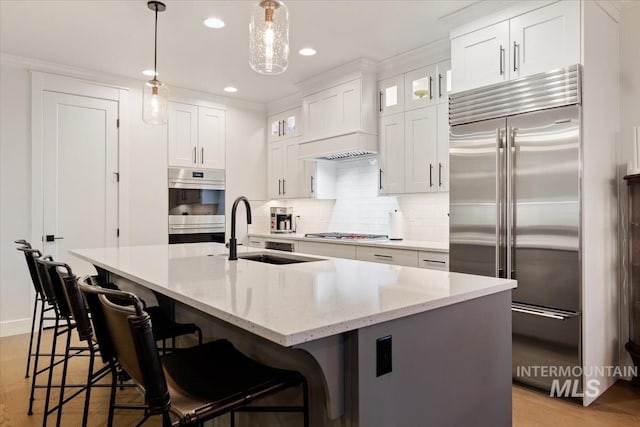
[404, 64, 437, 110]
[378, 75, 404, 116]
[268, 107, 300, 143]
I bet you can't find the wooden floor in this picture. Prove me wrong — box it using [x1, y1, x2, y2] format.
[2, 332, 640, 426]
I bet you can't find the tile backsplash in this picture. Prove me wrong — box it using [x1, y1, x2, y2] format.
[248, 157, 449, 243]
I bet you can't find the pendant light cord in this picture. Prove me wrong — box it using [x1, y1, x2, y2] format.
[153, 5, 158, 81]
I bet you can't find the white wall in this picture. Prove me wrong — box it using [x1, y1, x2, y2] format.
[618, 1, 640, 376]
[0, 62, 32, 336]
[0, 55, 266, 337]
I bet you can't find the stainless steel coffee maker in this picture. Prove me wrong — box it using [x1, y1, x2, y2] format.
[270, 207, 293, 233]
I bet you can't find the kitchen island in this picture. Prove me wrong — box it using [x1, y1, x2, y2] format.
[71, 243, 516, 427]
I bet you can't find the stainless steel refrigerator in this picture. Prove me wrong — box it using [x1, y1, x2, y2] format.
[449, 66, 582, 393]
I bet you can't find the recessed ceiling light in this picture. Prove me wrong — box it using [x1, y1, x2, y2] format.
[203, 17, 225, 29]
[298, 47, 317, 56]
[223, 86, 238, 93]
[142, 69, 159, 77]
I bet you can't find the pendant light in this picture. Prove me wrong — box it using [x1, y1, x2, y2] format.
[143, 1, 168, 125]
[249, 0, 289, 75]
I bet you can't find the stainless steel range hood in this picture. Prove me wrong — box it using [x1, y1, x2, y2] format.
[298, 131, 377, 160]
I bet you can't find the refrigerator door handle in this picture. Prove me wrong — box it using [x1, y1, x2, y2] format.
[507, 127, 517, 280]
[511, 303, 577, 321]
[496, 128, 506, 278]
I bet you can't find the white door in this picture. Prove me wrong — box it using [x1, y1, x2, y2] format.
[510, 0, 580, 79]
[379, 113, 405, 194]
[404, 64, 437, 110]
[42, 91, 119, 275]
[168, 102, 198, 167]
[198, 107, 225, 169]
[405, 106, 438, 193]
[451, 21, 510, 92]
[436, 103, 450, 192]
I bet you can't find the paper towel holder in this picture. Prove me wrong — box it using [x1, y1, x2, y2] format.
[389, 209, 404, 241]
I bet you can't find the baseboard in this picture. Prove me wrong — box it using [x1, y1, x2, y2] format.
[0, 317, 31, 337]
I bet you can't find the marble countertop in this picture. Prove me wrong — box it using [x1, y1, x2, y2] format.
[247, 232, 449, 253]
[71, 243, 514, 347]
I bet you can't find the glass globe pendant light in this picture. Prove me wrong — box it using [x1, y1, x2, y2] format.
[249, 1, 289, 75]
[142, 1, 168, 125]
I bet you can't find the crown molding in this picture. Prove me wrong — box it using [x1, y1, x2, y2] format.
[377, 38, 451, 81]
[295, 58, 378, 95]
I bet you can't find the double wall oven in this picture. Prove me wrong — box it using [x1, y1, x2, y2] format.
[168, 167, 225, 244]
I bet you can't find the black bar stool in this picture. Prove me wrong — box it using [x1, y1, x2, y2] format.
[79, 281, 310, 427]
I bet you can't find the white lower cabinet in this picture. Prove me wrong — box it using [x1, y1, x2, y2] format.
[295, 241, 357, 260]
[247, 237, 265, 248]
[418, 251, 449, 271]
[356, 246, 418, 267]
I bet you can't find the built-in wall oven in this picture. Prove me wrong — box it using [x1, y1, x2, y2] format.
[168, 167, 225, 244]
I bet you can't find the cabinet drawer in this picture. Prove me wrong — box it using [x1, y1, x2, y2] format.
[296, 241, 356, 259]
[247, 237, 265, 248]
[356, 246, 418, 267]
[418, 251, 449, 271]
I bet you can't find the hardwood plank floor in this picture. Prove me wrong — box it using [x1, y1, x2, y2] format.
[2, 332, 639, 426]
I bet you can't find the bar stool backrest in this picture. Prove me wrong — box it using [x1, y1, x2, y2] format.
[16, 246, 45, 298]
[35, 256, 73, 318]
[81, 284, 170, 413]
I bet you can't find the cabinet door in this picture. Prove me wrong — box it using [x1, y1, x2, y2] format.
[303, 90, 330, 141]
[356, 246, 418, 267]
[283, 139, 301, 198]
[418, 251, 449, 271]
[378, 75, 404, 116]
[436, 104, 449, 192]
[339, 79, 361, 134]
[296, 241, 357, 259]
[451, 21, 509, 92]
[302, 160, 315, 198]
[405, 107, 438, 193]
[168, 102, 198, 167]
[198, 107, 225, 169]
[510, 0, 580, 79]
[379, 113, 405, 194]
[404, 64, 437, 110]
[282, 107, 300, 139]
[303, 79, 361, 141]
[268, 141, 286, 199]
[435, 60, 451, 104]
[268, 113, 283, 143]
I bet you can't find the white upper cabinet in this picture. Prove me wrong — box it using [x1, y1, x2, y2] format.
[378, 112, 405, 194]
[168, 102, 199, 168]
[302, 78, 362, 142]
[378, 75, 404, 116]
[404, 64, 437, 110]
[302, 160, 337, 199]
[404, 106, 438, 193]
[168, 102, 225, 169]
[451, 21, 510, 93]
[435, 60, 451, 103]
[268, 138, 301, 199]
[436, 103, 449, 191]
[509, 0, 580, 79]
[198, 107, 225, 169]
[268, 107, 301, 143]
[451, 0, 581, 92]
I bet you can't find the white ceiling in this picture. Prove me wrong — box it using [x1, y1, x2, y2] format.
[2, 0, 514, 104]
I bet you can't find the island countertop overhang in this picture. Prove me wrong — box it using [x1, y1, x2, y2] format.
[70, 243, 516, 347]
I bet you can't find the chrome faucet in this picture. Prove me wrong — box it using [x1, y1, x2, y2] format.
[228, 196, 252, 260]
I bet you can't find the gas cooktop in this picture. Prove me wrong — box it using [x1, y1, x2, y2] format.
[304, 232, 388, 240]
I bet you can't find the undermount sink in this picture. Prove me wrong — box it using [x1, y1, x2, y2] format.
[238, 252, 324, 265]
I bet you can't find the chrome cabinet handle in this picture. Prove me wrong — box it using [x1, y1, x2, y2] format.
[278, 179, 282, 195]
[310, 175, 315, 194]
[201, 147, 204, 164]
[379, 91, 383, 113]
[193, 147, 196, 164]
[282, 120, 286, 136]
[499, 45, 505, 76]
[429, 76, 433, 100]
[513, 42, 519, 72]
[374, 254, 393, 259]
[429, 163, 433, 187]
[282, 179, 286, 195]
[379, 169, 383, 190]
[438, 74, 443, 98]
[438, 162, 442, 187]
[511, 304, 571, 320]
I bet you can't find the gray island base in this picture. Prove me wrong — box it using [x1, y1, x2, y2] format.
[72, 243, 515, 427]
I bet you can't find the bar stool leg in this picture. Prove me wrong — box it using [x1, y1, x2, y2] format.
[41, 316, 60, 427]
[54, 320, 73, 427]
[25, 297, 40, 378]
[28, 304, 47, 415]
[81, 343, 97, 427]
[230, 411, 235, 427]
[107, 364, 118, 427]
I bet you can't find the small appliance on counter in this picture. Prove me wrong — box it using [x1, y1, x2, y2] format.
[270, 207, 294, 233]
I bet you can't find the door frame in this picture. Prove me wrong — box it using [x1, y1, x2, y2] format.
[30, 72, 130, 253]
